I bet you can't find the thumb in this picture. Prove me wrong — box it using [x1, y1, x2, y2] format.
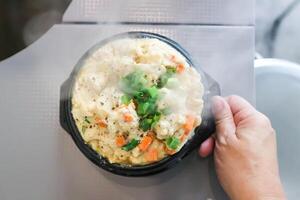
[212, 96, 237, 144]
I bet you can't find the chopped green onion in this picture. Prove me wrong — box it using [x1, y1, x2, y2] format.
[84, 116, 93, 124]
[137, 102, 150, 116]
[150, 114, 161, 129]
[157, 67, 176, 88]
[138, 102, 157, 116]
[134, 87, 157, 103]
[148, 86, 158, 99]
[122, 139, 139, 151]
[157, 74, 169, 88]
[134, 90, 147, 102]
[139, 112, 161, 131]
[139, 118, 153, 131]
[82, 125, 87, 133]
[121, 94, 132, 105]
[161, 107, 172, 115]
[166, 66, 177, 73]
[119, 70, 164, 132]
[166, 136, 180, 150]
[165, 77, 179, 88]
[120, 70, 148, 94]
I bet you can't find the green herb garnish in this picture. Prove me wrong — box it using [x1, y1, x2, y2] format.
[134, 86, 158, 103]
[151, 112, 161, 128]
[82, 116, 93, 133]
[165, 77, 179, 88]
[122, 139, 139, 151]
[137, 102, 151, 116]
[137, 102, 157, 116]
[120, 70, 147, 94]
[82, 125, 87, 133]
[139, 118, 153, 132]
[166, 136, 180, 150]
[157, 67, 176, 88]
[119, 69, 172, 132]
[166, 66, 176, 73]
[147, 86, 159, 99]
[121, 94, 132, 105]
[139, 112, 161, 131]
[161, 107, 172, 115]
[84, 116, 93, 124]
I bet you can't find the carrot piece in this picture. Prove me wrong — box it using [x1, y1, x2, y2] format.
[138, 136, 153, 151]
[164, 145, 176, 155]
[147, 131, 155, 139]
[180, 134, 186, 142]
[176, 63, 185, 73]
[170, 55, 177, 63]
[95, 117, 107, 128]
[115, 135, 126, 147]
[146, 148, 158, 162]
[123, 113, 133, 122]
[183, 115, 196, 135]
[98, 121, 107, 128]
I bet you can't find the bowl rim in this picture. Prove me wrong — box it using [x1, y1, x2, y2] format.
[60, 31, 219, 176]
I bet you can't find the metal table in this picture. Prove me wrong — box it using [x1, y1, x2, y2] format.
[0, 1, 254, 199]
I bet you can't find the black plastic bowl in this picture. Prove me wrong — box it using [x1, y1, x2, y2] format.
[59, 32, 220, 177]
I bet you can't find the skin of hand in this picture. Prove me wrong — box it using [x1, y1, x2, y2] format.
[199, 95, 286, 200]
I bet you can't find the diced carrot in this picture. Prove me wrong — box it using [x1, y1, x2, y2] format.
[95, 117, 101, 121]
[180, 134, 186, 142]
[138, 136, 153, 151]
[183, 115, 196, 135]
[146, 148, 158, 162]
[147, 131, 155, 139]
[95, 117, 107, 128]
[115, 135, 126, 147]
[176, 63, 185, 73]
[123, 113, 133, 122]
[164, 145, 176, 155]
[170, 55, 177, 63]
[98, 121, 107, 128]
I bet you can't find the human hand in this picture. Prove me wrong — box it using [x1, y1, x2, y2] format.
[199, 95, 286, 200]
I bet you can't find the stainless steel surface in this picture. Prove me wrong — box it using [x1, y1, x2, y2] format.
[256, 0, 300, 63]
[63, 0, 254, 25]
[0, 0, 254, 199]
[0, 24, 254, 200]
[255, 58, 300, 200]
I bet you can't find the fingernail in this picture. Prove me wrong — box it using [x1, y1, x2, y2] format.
[212, 96, 224, 115]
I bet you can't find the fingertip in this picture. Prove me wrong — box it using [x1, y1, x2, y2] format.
[198, 137, 215, 157]
[211, 96, 225, 116]
[211, 96, 234, 125]
[225, 95, 255, 115]
[211, 95, 237, 141]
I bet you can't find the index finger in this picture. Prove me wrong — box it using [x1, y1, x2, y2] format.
[225, 95, 256, 124]
[212, 96, 237, 144]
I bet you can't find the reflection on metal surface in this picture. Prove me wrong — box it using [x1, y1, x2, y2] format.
[0, 0, 71, 61]
[255, 58, 300, 200]
[260, 0, 300, 57]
